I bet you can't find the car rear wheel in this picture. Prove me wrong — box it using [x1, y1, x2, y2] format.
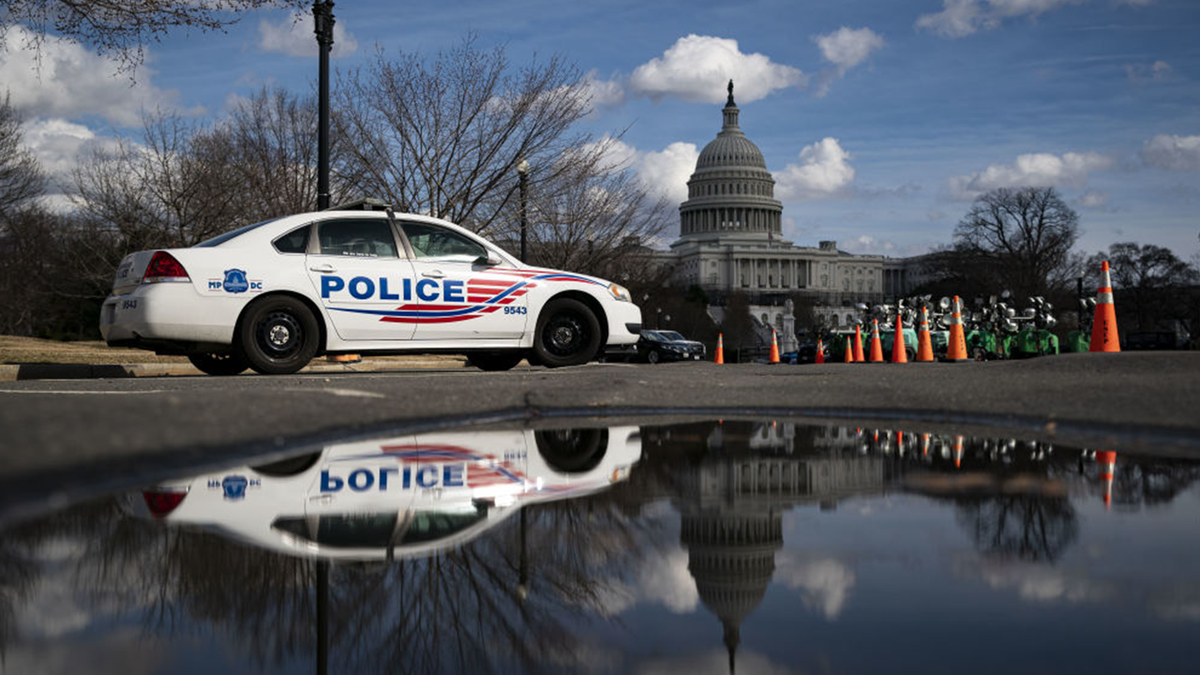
[187, 351, 248, 376]
[238, 296, 319, 375]
[647, 350, 660, 364]
[466, 351, 525, 371]
[534, 428, 608, 473]
[533, 298, 601, 368]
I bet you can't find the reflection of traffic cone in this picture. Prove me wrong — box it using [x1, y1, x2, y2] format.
[844, 337, 854, 363]
[1097, 450, 1117, 509]
[891, 318, 908, 364]
[769, 329, 781, 364]
[869, 320, 884, 362]
[1090, 261, 1121, 353]
[897, 430, 905, 456]
[916, 306, 935, 362]
[954, 435, 964, 468]
[853, 324, 865, 362]
[715, 333, 724, 364]
[946, 296, 969, 362]
[816, 338, 825, 364]
[921, 432, 930, 457]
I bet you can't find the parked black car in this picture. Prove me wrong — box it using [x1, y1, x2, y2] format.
[636, 330, 707, 364]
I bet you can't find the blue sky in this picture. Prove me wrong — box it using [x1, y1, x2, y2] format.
[3, 0, 1198, 261]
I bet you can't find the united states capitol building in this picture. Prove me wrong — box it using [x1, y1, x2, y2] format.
[656, 83, 930, 337]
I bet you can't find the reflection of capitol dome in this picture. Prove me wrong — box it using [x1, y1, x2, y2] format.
[679, 81, 783, 241]
[681, 512, 783, 672]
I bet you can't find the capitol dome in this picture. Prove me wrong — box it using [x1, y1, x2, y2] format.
[679, 81, 783, 241]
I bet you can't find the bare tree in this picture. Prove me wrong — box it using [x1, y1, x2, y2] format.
[0, 94, 45, 218]
[1, 0, 307, 71]
[333, 37, 594, 237]
[953, 187, 1082, 299]
[1086, 242, 1199, 331]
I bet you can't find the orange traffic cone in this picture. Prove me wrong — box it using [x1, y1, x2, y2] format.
[954, 435, 964, 468]
[815, 338, 825, 364]
[868, 319, 884, 362]
[844, 336, 854, 363]
[891, 317, 908, 364]
[714, 333, 724, 364]
[916, 306, 935, 362]
[768, 329, 780, 364]
[1097, 450, 1117, 509]
[945, 296, 969, 362]
[853, 324, 865, 362]
[1090, 261, 1121, 352]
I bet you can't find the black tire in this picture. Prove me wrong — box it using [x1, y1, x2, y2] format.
[906, 347, 917, 363]
[533, 298, 602, 368]
[647, 350, 660, 364]
[534, 428, 608, 473]
[466, 351, 525, 372]
[237, 296, 320, 375]
[187, 351, 248, 376]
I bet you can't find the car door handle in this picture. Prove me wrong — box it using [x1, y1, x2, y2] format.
[422, 270, 445, 279]
[309, 264, 337, 273]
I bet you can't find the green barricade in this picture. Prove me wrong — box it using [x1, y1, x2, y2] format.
[1062, 330, 1089, 353]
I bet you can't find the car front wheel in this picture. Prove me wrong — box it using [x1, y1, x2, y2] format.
[533, 298, 602, 368]
[237, 296, 320, 375]
[647, 350, 660, 364]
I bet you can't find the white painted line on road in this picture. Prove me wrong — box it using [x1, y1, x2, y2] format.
[0, 389, 167, 395]
[279, 388, 386, 399]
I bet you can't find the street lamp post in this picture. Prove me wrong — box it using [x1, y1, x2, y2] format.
[517, 159, 529, 263]
[313, 1, 335, 211]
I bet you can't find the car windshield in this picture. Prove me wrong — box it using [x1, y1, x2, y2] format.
[194, 218, 282, 248]
[658, 331, 686, 341]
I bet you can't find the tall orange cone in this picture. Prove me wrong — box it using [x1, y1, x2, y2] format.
[868, 319, 884, 362]
[891, 317, 908, 363]
[853, 324, 865, 362]
[768, 329, 780, 364]
[1089, 261, 1121, 352]
[1096, 450, 1117, 509]
[844, 336, 854, 363]
[714, 333, 724, 364]
[945, 296, 969, 362]
[953, 435, 964, 468]
[916, 306, 935, 362]
[815, 337, 825, 364]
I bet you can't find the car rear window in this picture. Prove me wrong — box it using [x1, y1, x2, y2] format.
[195, 218, 281, 248]
[273, 225, 310, 254]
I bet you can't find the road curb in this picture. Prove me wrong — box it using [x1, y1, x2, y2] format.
[0, 358, 469, 381]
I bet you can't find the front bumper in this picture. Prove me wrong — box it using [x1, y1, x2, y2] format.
[604, 301, 644, 346]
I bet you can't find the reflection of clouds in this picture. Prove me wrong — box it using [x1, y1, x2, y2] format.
[594, 548, 699, 616]
[21, 537, 93, 639]
[953, 556, 1111, 604]
[1150, 585, 1200, 622]
[775, 553, 855, 620]
[635, 647, 799, 675]
[3, 627, 169, 674]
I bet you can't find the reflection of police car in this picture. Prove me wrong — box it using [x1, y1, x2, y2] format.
[130, 427, 640, 560]
[100, 202, 642, 374]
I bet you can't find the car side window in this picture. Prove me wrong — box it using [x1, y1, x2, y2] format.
[317, 219, 399, 258]
[401, 222, 486, 262]
[273, 225, 310, 254]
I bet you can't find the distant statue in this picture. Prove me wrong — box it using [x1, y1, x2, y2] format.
[727, 79, 735, 105]
[784, 298, 794, 316]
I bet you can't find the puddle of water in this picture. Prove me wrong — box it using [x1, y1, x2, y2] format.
[2, 420, 1198, 674]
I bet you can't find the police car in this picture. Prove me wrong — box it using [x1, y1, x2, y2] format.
[100, 201, 643, 374]
[128, 426, 640, 560]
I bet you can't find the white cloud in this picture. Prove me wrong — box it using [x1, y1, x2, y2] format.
[1078, 189, 1111, 208]
[581, 71, 626, 110]
[629, 35, 806, 104]
[773, 137, 856, 201]
[815, 27, 884, 74]
[1140, 134, 1200, 171]
[583, 136, 699, 205]
[19, 118, 120, 183]
[1125, 60, 1171, 83]
[957, 557, 1112, 605]
[916, 0, 1082, 38]
[258, 13, 358, 58]
[948, 150, 1114, 200]
[775, 554, 856, 620]
[593, 548, 699, 616]
[0, 25, 189, 127]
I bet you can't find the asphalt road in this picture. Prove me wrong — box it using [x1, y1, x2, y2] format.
[1, 351, 1197, 521]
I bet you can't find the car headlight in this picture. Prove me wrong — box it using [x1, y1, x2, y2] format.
[608, 283, 632, 303]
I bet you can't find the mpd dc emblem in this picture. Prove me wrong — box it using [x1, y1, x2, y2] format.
[221, 475, 249, 500]
[222, 269, 249, 293]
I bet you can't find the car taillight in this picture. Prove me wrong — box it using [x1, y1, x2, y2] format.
[142, 489, 188, 517]
[143, 251, 190, 283]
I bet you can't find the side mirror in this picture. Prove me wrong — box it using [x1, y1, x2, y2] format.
[474, 251, 503, 267]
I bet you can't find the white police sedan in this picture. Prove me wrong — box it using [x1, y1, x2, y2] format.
[129, 426, 640, 560]
[100, 203, 642, 375]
